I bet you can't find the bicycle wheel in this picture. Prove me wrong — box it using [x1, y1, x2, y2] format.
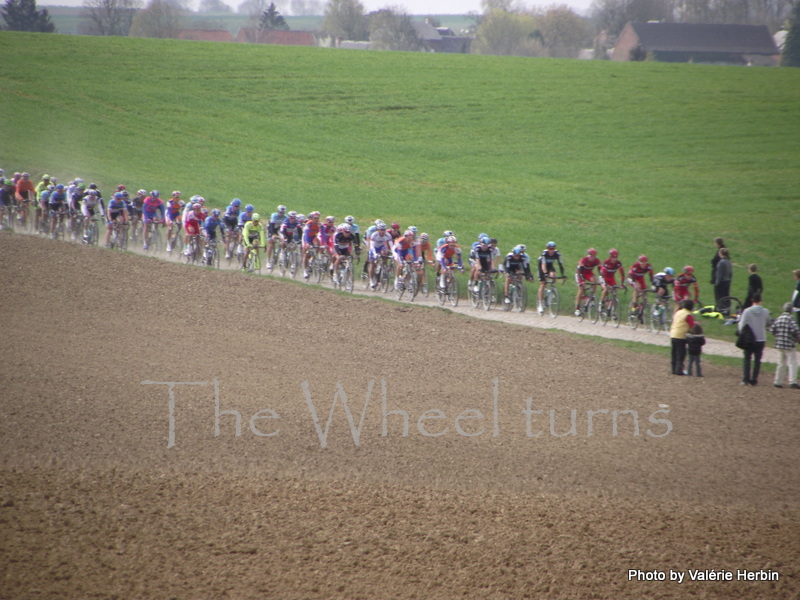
[447, 275, 459, 307]
[514, 283, 527, 313]
[469, 279, 480, 308]
[481, 279, 495, 311]
[379, 263, 391, 294]
[629, 299, 644, 330]
[610, 298, 621, 328]
[344, 264, 354, 293]
[589, 296, 600, 323]
[648, 304, 664, 334]
[407, 266, 418, 301]
[546, 287, 560, 318]
[718, 296, 742, 321]
[503, 283, 514, 312]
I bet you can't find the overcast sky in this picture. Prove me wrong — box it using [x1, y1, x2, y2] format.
[43, 0, 595, 16]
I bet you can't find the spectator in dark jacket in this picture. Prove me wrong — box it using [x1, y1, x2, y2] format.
[710, 237, 725, 286]
[714, 248, 732, 313]
[743, 264, 763, 310]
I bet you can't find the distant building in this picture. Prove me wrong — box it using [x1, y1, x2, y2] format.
[236, 28, 318, 46]
[177, 29, 233, 42]
[612, 22, 779, 66]
[411, 21, 472, 54]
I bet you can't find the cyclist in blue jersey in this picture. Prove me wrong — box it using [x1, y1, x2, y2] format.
[104, 191, 128, 247]
[266, 204, 287, 267]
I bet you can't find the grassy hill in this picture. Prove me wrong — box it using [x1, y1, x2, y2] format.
[1, 31, 799, 330]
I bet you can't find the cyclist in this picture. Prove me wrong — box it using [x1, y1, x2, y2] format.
[393, 228, 418, 290]
[104, 192, 129, 247]
[279, 210, 303, 252]
[437, 236, 464, 288]
[469, 235, 495, 293]
[222, 198, 242, 259]
[68, 182, 86, 233]
[236, 203, 255, 257]
[388, 221, 402, 241]
[331, 223, 355, 285]
[35, 174, 53, 232]
[141, 190, 165, 249]
[128, 189, 145, 239]
[183, 202, 205, 257]
[203, 209, 226, 265]
[242, 212, 266, 270]
[628, 254, 655, 309]
[537, 242, 565, 315]
[47, 184, 67, 238]
[599, 248, 626, 306]
[266, 204, 287, 267]
[344, 216, 361, 259]
[415, 232, 435, 292]
[367, 221, 394, 289]
[574, 248, 601, 316]
[302, 211, 322, 278]
[81, 189, 105, 242]
[0, 179, 14, 228]
[164, 192, 183, 252]
[15, 172, 36, 226]
[652, 267, 675, 300]
[503, 245, 533, 304]
[320, 216, 337, 266]
[674, 265, 700, 305]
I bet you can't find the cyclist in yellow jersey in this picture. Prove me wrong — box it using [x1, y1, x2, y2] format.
[242, 213, 266, 270]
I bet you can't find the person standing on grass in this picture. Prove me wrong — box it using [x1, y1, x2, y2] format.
[743, 264, 763, 310]
[714, 248, 732, 314]
[669, 300, 696, 376]
[710, 237, 725, 287]
[771, 302, 800, 389]
[738, 293, 770, 387]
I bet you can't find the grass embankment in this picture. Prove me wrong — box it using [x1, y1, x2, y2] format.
[1, 32, 798, 343]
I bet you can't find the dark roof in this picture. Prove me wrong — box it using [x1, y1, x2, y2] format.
[629, 22, 778, 55]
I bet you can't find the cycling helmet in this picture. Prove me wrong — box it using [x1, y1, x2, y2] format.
[638, 254, 648, 263]
[478, 232, 488, 240]
[212, 208, 221, 217]
[245, 204, 254, 212]
[55, 184, 64, 190]
[309, 211, 321, 218]
[150, 190, 160, 198]
[113, 192, 124, 200]
[178, 200, 186, 207]
[21, 173, 30, 178]
[192, 203, 202, 210]
[519, 244, 526, 252]
[664, 267, 674, 275]
[231, 198, 242, 207]
[377, 223, 387, 230]
[252, 213, 261, 221]
[74, 178, 84, 185]
[336, 223, 345, 232]
[345, 215, 355, 224]
[288, 211, 297, 218]
[88, 183, 96, 189]
[46, 185, 55, 191]
[296, 214, 306, 221]
[117, 184, 125, 191]
[391, 222, 400, 230]
[42, 174, 50, 180]
[420, 233, 429, 241]
[479, 236, 490, 245]
[121, 191, 129, 197]
[86, 190, 98, 197]
[196, 196, 205, 204]
[683, 265, 694, 274]
[77, 183, 86, 190]
[137, 189, 147, 196]
[609, 248, 619, 258]
[443, 230, 454, 237]
[447, 236, 457, 244]
[326, 216, 335, 223]
[546, 241, 556, 249]
[51, 177, 57, 183]
[587, 248, 597, 256]
[172, 191, 181, 197]
[375, 220, 386, 228]
[277, 204, 286, 212]
[343, 223, 352, 233]
[408, 226, 418, 234]
[404, 229, 414, 237]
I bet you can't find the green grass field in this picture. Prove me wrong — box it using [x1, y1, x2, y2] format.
[2, 31, 799, 337]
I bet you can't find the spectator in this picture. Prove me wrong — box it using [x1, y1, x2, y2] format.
[669, 299, 696, 376]
[771, 302, 800, 389]
[743, 264, 762, 310]
[686, 323, 706, 377]
[710, 237, 725, 286]
[738, 293, 770, 386]
[714, 248, 732, 313]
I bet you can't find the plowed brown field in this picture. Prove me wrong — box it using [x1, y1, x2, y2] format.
[2, 233, 799, 599]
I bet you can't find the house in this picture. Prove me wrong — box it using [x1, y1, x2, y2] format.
[411, 21, 472, 54]
[177, 29, 232, 43]
[236, 28, 318, 46]
[612, 22, 779, 66]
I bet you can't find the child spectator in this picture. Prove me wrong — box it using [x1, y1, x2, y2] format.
[743, 264, 763, 310]
[686, 323, 706, 377]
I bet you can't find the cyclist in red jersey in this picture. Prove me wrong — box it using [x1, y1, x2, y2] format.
[599, 248, 626, 306]
[628, 254, 654, 307]
[302, 211, 322, 277]
[673, 265, 700, 304]
[574, 248, 601, 316]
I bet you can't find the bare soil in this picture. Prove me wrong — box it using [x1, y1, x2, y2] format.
[2, 233, 799, 599]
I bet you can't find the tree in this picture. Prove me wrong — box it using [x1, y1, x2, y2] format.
[782, 0, 800, 66]
[472, 9, 542, 56]
[198, 0, 232, 12]
[368, 7, 420, 51]
[129, 0, 182, 37]
[1, 0, 55, 32]
[322, 0, 367, 40]
[259, 1, 288, 29]
[534, 4, 592, 58]
[590, 0, 669, 38]
[81, 0, 140, 35]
